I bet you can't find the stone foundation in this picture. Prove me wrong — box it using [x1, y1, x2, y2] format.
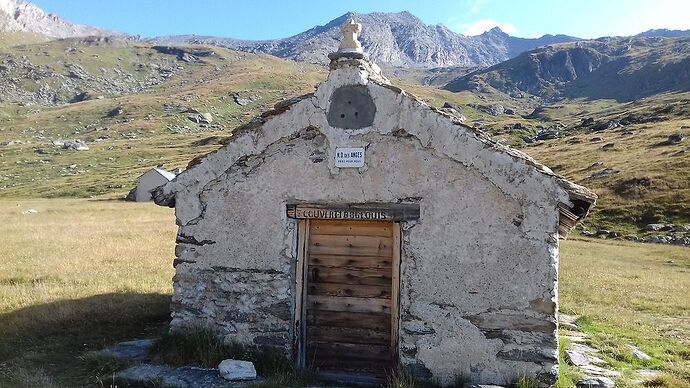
[170, 265, 293, 355]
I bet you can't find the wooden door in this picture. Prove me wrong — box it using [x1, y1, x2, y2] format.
[302, 219, 400, 380]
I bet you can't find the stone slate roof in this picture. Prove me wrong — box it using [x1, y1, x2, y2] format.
[151, 167, 176, 181]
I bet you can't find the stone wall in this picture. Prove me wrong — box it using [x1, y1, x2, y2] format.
[170, 266, 293, 354]
[163, 57, 576, 386]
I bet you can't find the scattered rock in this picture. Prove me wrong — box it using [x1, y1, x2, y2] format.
[106, 107, 124, 117]
[484, 104, 504, 116]
[61, 140, 89, 151]
[467, 385, 506, 388]
[161, 367, 229, 388]
[441, 102, 461, 113]
[576, 376, 615, 388]
[534, 128, 560, 141]
[439, 103, 466, 122]
[628, 345, 651, 361]
[162, 104, 190, 114]
[673, 237, 690, 246]
[504, 108, 515, 115]
[187, 113, 213, 124]
[667, 133, 685, 144]
[1, 140, 23, 147]
[582, 117, 595, 125]
[525, 106, 549, 119]
[580, 364, 621, 378]
[644, 224, 666, 232]
[95, 339, 156, 361]
[218, 359, 256, 381]
[180, 53, 198, 63]
[590, 168, 619, 179]
[115, 364, 172, 386]
[594, 120, 620, 132]
[70, 91, 93, 103]
[566, 350, 591, 367]
[594, 229, 612, 237]
[233, 93, 260, 106]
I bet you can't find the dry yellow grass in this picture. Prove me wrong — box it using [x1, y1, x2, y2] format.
[0, 199, 176, 312]
[0, 199, 176, 387]
[0, 199, 687, 387]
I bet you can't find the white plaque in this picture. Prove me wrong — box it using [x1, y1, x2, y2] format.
[335, 147, 365, 168]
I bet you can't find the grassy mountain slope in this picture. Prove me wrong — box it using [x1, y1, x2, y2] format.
[0, 33, 325, 197]
[0, 34, 688, 236]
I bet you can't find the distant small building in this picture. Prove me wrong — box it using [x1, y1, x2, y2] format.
[127, 168, 177, 202]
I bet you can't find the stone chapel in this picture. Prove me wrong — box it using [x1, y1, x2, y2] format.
[154, 18, 596, 386]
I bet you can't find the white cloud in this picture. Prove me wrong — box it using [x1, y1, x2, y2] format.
[469, 0, 488, 15]
[458, 19, 517, 36]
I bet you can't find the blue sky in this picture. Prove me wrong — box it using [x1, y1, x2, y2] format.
[31, 0, 690, 40]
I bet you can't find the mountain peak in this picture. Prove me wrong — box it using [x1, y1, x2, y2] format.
[0, 0, 111, 38]
[484, 26, 508, 36]
[636, 28, 690, 38]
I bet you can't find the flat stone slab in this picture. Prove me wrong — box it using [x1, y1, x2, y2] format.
[576, 376, 615, 388]
[161, 367, 231, 388]
[627, 345, 651, 361]
[161, 367, 260, 388]
[559, 314, 580, 325]
[96, 339, 157, 361]
[115, 364, 172, 386]
[567, 350, 592, 367]
[218, 359, 256, 381]
[563, 334, 588, 343]
[580, 364, 621, 378]
[115, 364, 257, 388]
[468, 385, 506, 388]
[571, 343, 601, 354]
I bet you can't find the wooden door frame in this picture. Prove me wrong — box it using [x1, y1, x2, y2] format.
[294, 219, 309, 367]
[293, 219, 402, 370]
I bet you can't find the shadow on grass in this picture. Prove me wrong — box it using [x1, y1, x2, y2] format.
[0, 292, 171, 386]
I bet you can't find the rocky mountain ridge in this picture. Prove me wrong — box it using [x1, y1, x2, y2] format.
[445, 35, 690, 101]
[0, 0, 109, 38]
[150, 12, 580, 68]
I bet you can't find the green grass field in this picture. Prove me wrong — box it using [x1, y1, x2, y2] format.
[0, 199, 687, 387]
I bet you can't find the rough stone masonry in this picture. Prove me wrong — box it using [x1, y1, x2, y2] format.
[154, 19, 596, 386]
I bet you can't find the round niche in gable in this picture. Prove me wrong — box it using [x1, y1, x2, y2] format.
[326, 84, 376, 129]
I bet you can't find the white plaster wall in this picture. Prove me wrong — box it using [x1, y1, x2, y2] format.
[167, 60, 567, 385]
[135, 170, 170, 202]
